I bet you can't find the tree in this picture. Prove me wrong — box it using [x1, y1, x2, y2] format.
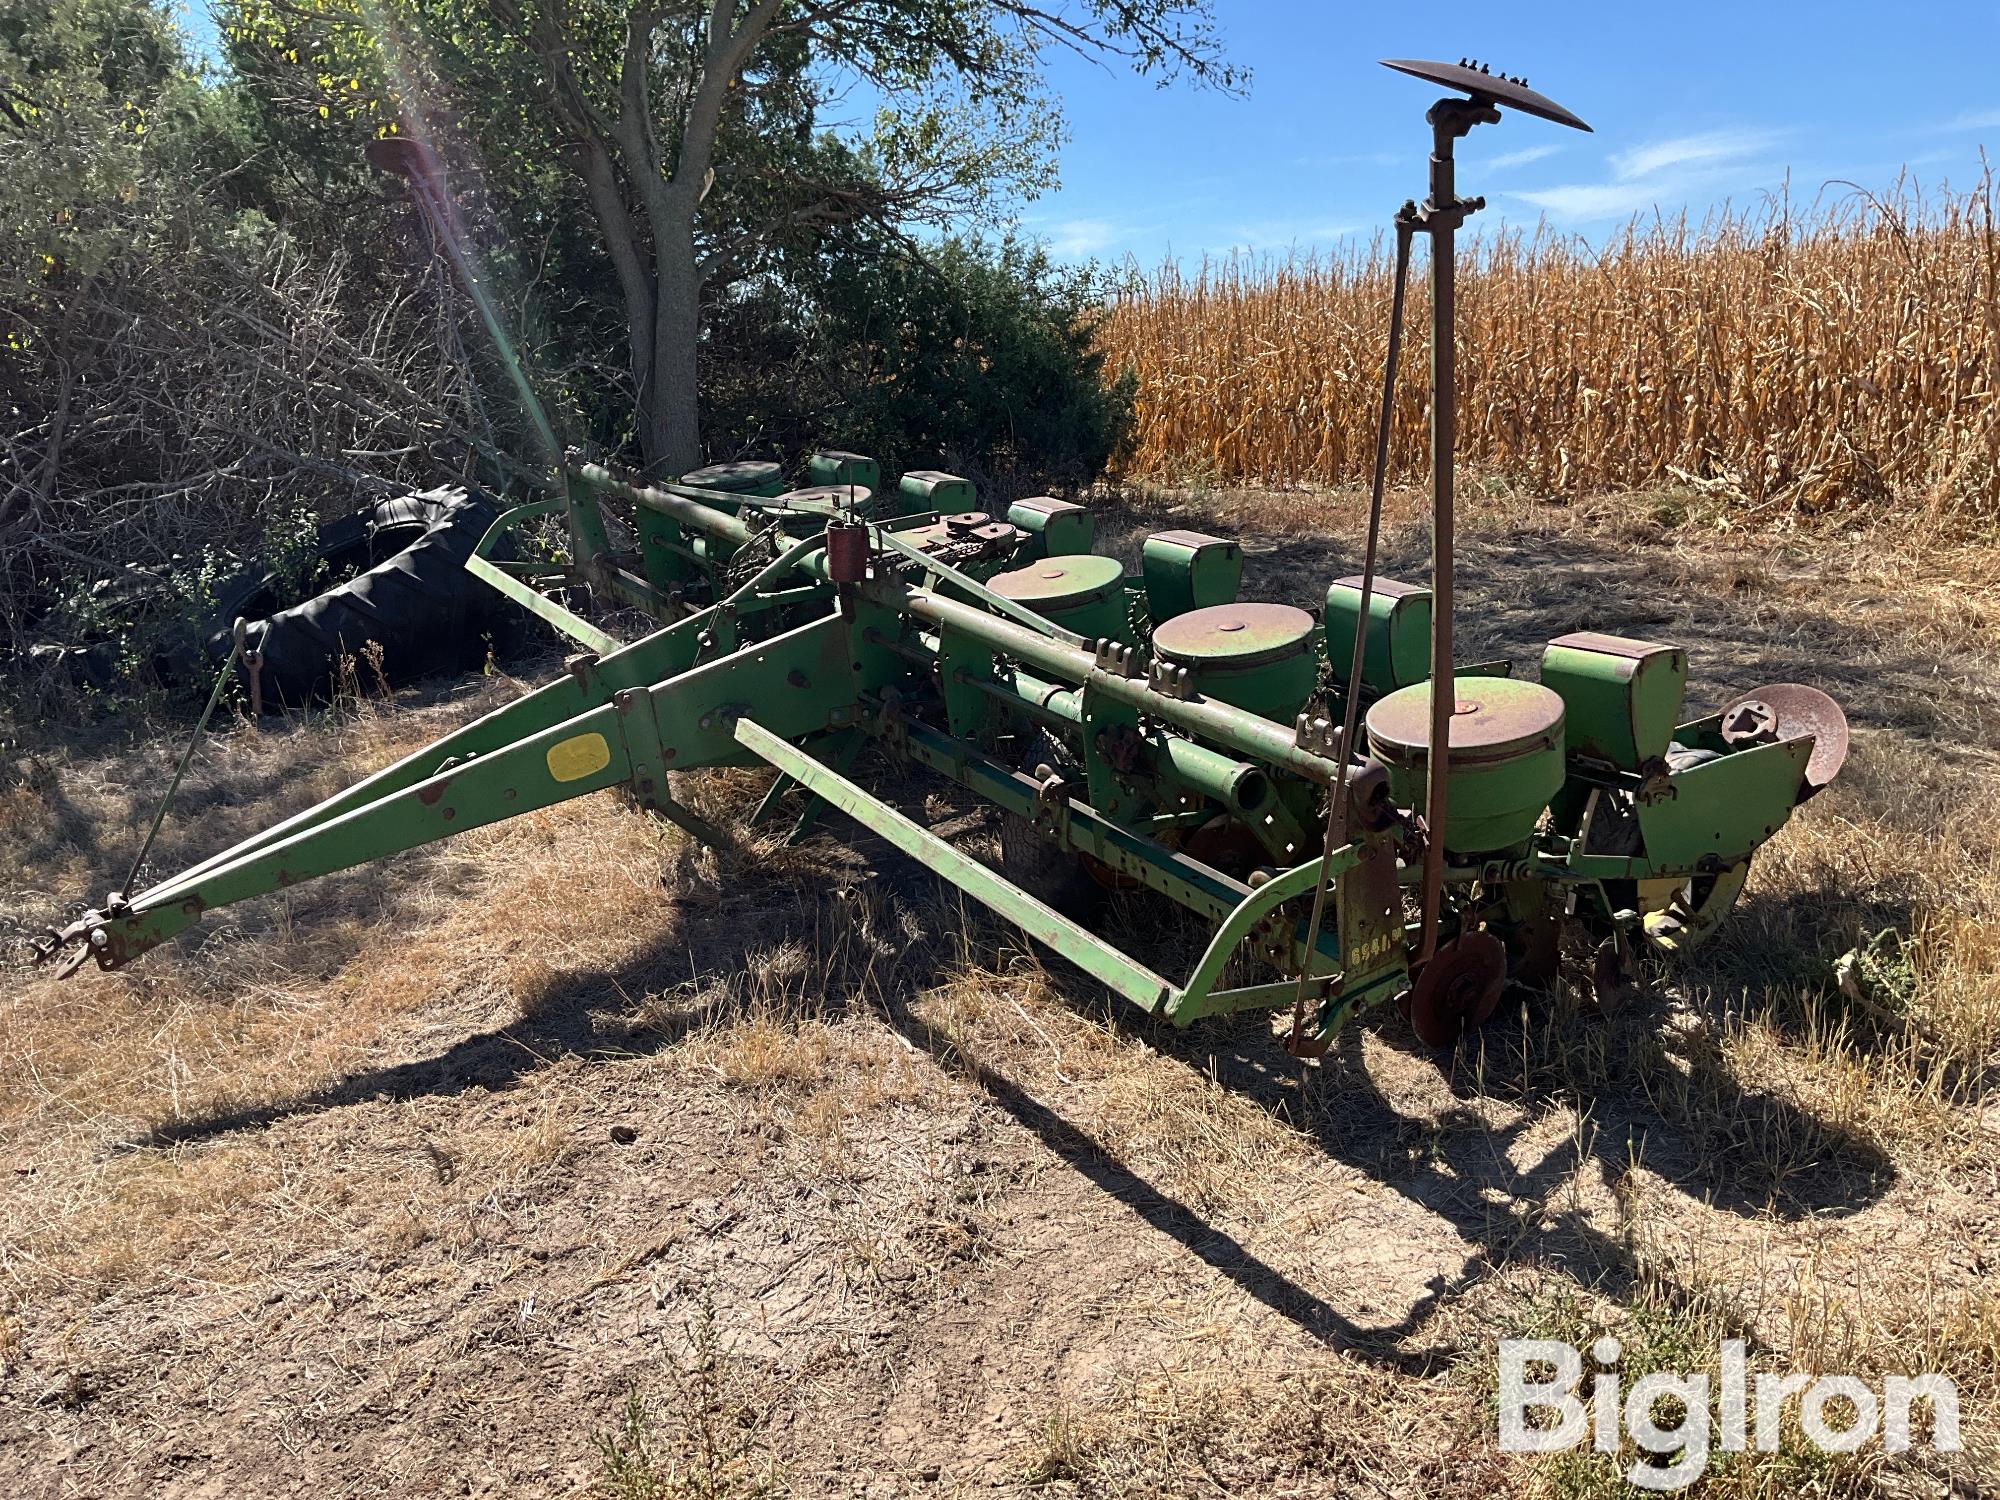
[0, 0, 514, 679]
[224, 0, 1238, 475]
[710, 234, 1136, 491]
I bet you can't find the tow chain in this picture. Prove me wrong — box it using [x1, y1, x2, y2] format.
[119, 619, 250, 903]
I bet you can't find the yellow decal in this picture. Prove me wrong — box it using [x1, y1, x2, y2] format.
[1347, 932, 1394, 969]
[546, 732, 612, 784]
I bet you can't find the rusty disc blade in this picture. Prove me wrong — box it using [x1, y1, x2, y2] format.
[1590, 935, 1637, 1010]
[1380, 58, 1592, 132]
[1406, 930, 1507, 1048]
[1719, 683, 1849, 791]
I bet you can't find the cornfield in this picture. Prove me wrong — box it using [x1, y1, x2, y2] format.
[1097, 175, 2000, 528]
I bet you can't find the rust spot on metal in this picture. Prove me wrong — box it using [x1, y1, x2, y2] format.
[989, 554, 1123, 605]
[1380, 58, 1593, 132]
[825, 521, 869, 583]
[1011, 496, 1079, 520]
[1333, 574, 1428, 601]
[1719, 699, 1778, 746]
[1367, 678, 1566, 761]
[1094, 723, 1143, 773]
[1547, 630, 1667, 661]
[1150, 528, 1234, 554]
[416, 779, 449, 806]
[1152, 602, 1314, 665]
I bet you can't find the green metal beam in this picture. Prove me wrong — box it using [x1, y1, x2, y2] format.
[879, 582, 1348, 787]
[893, 719, 1248, 921]
[81, 700, 642, 969]
[733, 716, 1178, 1015]
[1169, 851, 1354, 1024]
[464, 554, 622, 654]
[145, 611, 708, 900]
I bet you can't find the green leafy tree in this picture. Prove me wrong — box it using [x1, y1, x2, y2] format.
[0, 0, 218, 283]
[220, 0, 1238, 474]
[706, 234, 1135, 490]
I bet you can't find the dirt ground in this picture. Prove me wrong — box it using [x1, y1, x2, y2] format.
[1, 486, 1996, 1498]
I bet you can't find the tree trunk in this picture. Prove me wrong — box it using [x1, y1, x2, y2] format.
[639, 201, 704, 476]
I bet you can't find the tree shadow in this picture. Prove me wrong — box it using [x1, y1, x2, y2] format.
[126, 792, 1896, 1370]
[7, 654, 537, 874]
[4, 673, 549, 963]
[1203, 993, 1893, 1227]
[133, 840, 1456, 1371]
[133, 846, 869, 1148]
[876, 991, 1453, 1373]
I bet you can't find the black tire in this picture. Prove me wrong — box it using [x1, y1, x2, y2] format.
[196, 495, 433, 654]
[199, 514, 368, 648]
[222, 486, 510, 708]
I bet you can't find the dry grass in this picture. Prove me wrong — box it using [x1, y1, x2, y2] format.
[1098, 176, 2000, 534]
[1, 499, 1998, 1494]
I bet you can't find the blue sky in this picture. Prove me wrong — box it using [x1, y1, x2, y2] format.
[178, 1, 1998, 264]
[1008, 0, 2000, 263]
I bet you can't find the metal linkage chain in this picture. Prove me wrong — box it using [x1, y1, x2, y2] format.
[715, 514, 789, 594]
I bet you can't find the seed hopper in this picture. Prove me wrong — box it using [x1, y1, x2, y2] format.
[38, 60, 1849, 1055]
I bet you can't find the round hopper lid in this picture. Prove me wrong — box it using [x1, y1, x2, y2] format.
[1367, 677, 1565, 763]
[1153, 602, 1315, 668]
[988, 554, 1126, 608]
[681, 460, 782, 491]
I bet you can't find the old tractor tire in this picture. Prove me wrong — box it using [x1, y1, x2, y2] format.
[201, 505, 394, 643]
[219, 486, 509, 709]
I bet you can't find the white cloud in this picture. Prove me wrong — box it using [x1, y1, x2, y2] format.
[1485, 143, 1561, 171]
[1943, 108, 2000, 132]
[1512, 126, 1785, 223]
[1045, 218, 1120, 257]
[1512, 181, 1694, 219]
[1216, 220, 1361, 254]
[1609, 128, 1782, 181]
